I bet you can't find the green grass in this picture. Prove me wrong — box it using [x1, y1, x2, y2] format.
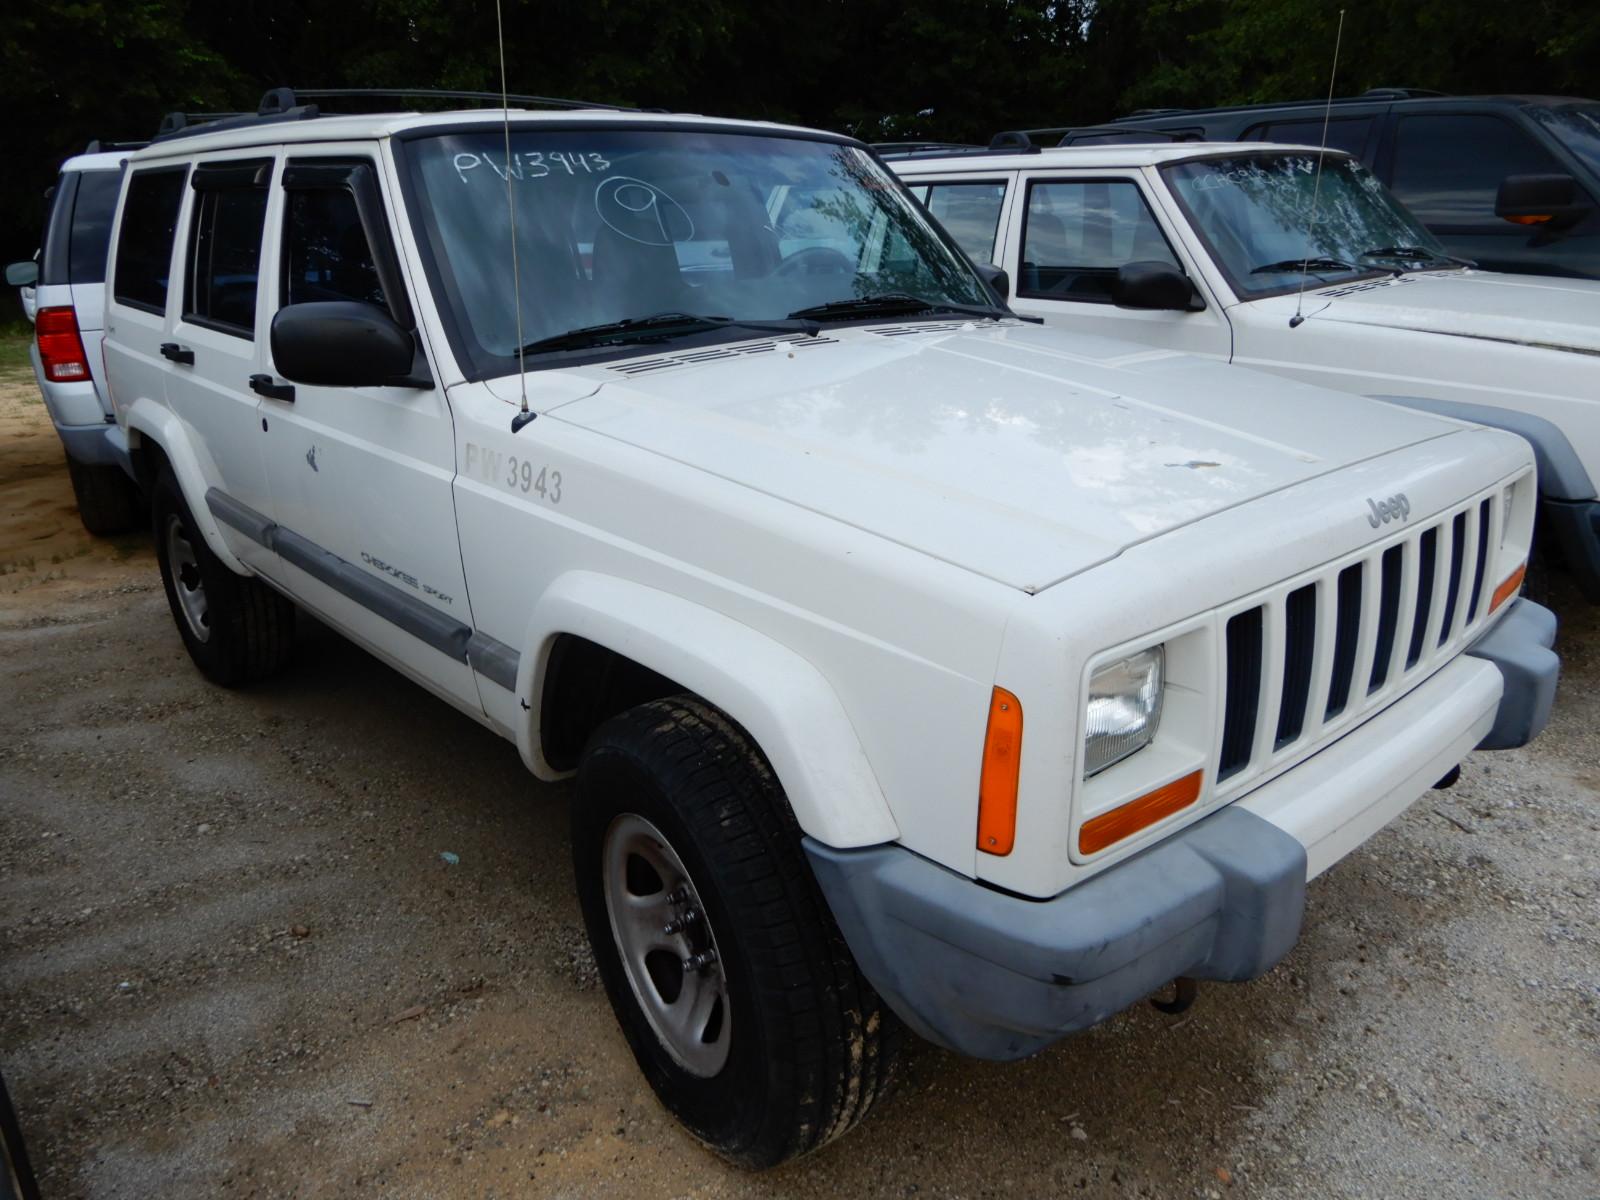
[0, 319, 33, 375]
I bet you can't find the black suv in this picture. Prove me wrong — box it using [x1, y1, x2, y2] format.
[1072, 90, 1600, 280]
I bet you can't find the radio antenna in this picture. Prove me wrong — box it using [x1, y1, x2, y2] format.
[497, 0, 536, 431]
[1290, 7, 1346, 330]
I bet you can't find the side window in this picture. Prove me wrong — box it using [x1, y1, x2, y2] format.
[185, 162, 271, 336]
[923, 182, 1007, 264]
[282, 187, 386, 309]
[1019, 179, 1180, 302]
[113, 167, 187, 312]
[1391, 114, 1566, 225]
[1245, 117, 1374, 159]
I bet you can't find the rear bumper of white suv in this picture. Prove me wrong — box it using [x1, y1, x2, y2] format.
[807, 599, 1557, 1060]
[29, 343, 134, 476]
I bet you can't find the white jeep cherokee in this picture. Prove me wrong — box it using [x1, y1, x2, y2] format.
[889, 138, 1600, 601]
[101, 91, 1557, 1167]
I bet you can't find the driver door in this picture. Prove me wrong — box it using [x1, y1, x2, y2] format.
[1003, 170, 1232, 360]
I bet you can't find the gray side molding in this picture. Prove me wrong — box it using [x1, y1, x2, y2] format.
[466, 633, 520, 691]
[204, 487, 520, 686]
[1370, 394, 1595, 502]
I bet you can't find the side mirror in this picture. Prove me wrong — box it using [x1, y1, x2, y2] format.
[1112, 260, 1200, 312]
[975, 262, 1010, 300]
[1495, 173, 1587, 227]
[5, 261, 39, 288]
[271, 301, 430, 388]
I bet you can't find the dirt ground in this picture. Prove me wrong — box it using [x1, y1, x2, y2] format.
[1, 360, 1597, 1200]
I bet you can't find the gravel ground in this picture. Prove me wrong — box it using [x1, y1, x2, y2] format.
[1, 365, 1597, 1199]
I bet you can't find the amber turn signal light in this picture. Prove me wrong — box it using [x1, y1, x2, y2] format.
[1078, 769, 1203, 856]
[1489, 562, 1527, 614]
[977, 686, 1023, 856]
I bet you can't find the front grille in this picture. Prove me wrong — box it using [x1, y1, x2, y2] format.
[1213, 488, 1503, 795]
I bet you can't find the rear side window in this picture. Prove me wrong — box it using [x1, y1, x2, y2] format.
[68, 171, 124, 284]
[1245, 117, 1374, 159]
[282, 187, 386, 309]
[1390, 114, 1566, 225]
[1019, 179, 1180, 302]
[923, 182, 1007, 264]
[185, 162, 272, 336]
[113, 167, 187, 312]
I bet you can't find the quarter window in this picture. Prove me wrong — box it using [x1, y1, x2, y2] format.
[1019, 179, 1180, 302]
[1244, 117, 1374, 159]
[922, 182, 1007, 264]
[185, 162, 271, 336]
[282, 186, 386, 309]
[1390, 114, 1566, 226]
[113, 167, 187, 312]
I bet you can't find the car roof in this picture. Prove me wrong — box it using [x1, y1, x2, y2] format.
[58, 149, 138, 174]
[125, 106, 847, 163]
[888, 141, 1351, 172]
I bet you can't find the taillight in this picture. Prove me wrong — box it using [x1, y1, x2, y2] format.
[36, 306, 90, 382]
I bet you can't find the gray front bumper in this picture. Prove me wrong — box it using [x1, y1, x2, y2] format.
[809, 598, 1559, 1062]
[807, 807, 1306, 1061]
[1465, 597, 1558, 749]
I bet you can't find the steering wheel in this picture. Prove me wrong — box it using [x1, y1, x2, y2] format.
[774, 246, 855, 278]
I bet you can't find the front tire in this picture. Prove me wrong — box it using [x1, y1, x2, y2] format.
[572, 696, 900, 1168]
[153, 468, 294, 686]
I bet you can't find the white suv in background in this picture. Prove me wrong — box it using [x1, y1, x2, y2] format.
[890, 139, 1600, 601]
[7, 144, 143, 533]
[100, 90, 1556, 1167]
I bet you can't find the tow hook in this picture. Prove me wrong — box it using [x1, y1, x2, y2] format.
[1151, 976, 1198, 1015]
[1432, 764, 1461, 790]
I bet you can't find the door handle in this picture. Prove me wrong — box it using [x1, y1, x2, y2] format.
[249, 374, 295, 403]
[160, 342, 194, 365]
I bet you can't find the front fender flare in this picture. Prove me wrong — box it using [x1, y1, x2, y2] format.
[517, 571, 899, 849]
[1370, 394, 1595, 502]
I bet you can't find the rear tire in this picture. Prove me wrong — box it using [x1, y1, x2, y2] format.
[572, 696, 900, 1168]
[65, 454, 141, 536]
[153, 468, 294, 686]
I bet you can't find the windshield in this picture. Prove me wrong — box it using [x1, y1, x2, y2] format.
[403, 128, 993, 374]
[1162, 153, 1454, 297]
[1529, 104, 1600, 176]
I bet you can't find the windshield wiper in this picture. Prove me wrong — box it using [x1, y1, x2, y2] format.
[1359, 245, 1477, 269]
[1248, 256, 1362, 276]
[785, 293, 1006, 322]
[520, 311, 816, 355]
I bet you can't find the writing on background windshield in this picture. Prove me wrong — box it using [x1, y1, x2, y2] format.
[1163, 155, 1450, 295]
[410, 131, 987, 363]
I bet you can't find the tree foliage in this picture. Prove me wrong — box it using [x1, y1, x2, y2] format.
[3, 0, 1597, 265]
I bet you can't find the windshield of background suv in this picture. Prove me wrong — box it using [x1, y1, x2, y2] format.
[1530, 105, 1600, 177]
[404, 128, 993, 373]
[1162, 153, 1454, 297]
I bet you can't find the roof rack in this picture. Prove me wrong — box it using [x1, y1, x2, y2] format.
[1109, 88, 1453, 125]
[84, 138, 150, 154]
[153, 86, 633, 144]
[259, 86, 630, 114]
[869, 140, 981, 157]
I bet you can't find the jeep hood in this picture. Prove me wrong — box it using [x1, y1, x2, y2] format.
[542, 323, 1459, 591]
[1257, 269, 1600, 357]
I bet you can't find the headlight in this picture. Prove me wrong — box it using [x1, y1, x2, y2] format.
[1084, 646, 1164, 777]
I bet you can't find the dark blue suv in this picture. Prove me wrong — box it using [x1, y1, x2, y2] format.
[1075, 90, 1600, 280]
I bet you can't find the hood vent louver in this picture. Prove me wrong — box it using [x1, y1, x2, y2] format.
[1316, 275, 1419, 300]
[606, 333, 839, 378]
